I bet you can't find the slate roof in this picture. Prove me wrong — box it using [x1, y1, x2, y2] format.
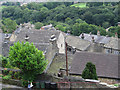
[16, 28, 60, 52]
[66, 35, 91, 51]
[0, 32, 12, 56]
[104, 37, 120, 50]
[1, 33, 12, 42]
[79, 33, 111, 44]
[70, 51, 119, 79]
[14, 27, 21, 35]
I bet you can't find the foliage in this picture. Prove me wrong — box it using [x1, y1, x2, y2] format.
[0, 74, 3, 77]
[108, 26, 120, 38]
[2, 18, 17, 33]
[3, 70, 9, 75]
[1, 2, 119, 37]
[35, 22, 43, 29]
[13, 71, 21, 80]
[71, 3, 87, 8]
[2, 2, 20, 6]
[82, 62, 98, 80]
[0, 56, 9, 68]
[72, 22, 106, 36]
[2, 75, 11, 80]
[9, 41, 48, 83]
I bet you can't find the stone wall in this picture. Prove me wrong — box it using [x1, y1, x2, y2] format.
[36, 73, 110, 88]
[99, 78, 120, 84]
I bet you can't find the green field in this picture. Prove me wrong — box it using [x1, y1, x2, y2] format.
[71, 3, 87, 8]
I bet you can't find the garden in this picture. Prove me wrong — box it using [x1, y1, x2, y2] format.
[0, 41, 48, 88]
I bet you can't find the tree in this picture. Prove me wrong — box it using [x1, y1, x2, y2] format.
[83, 11, 93, 24]
[82, 62, 98, 80]
[9, 41, 48, 83]
[102, 22, 110, 29]
[2, 18, 17, 33]
[35, 22, 43, 29]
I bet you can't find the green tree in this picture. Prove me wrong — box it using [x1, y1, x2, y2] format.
[83, 11, 93, 24]
[102, 22, 110, 29]
[35, 22, 43, 29]
[9, 41, 48, 83]
[2, 18, 17, 33]
[82, 62, 98, 80]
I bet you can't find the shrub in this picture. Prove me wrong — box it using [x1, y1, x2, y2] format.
[2, 70, 9, 75]
[35, 22, 43, 29]
[2, 75, 11, 80]
[82, 62, 98, 80]
[1, 56, 9, 68]
[13, 71, 22, 79]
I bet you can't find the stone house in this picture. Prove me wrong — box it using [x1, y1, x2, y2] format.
[79, 32, 120, 55]
[104, 37, 120, 55]
[2, 23, 66, 72]
[66, 35, 91, 54]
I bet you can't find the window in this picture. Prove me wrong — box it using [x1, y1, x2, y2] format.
[105, 49, 110, 53]
[114, 51, 119, 55]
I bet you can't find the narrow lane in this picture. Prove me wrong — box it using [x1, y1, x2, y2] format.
[0, 83, 24, 89]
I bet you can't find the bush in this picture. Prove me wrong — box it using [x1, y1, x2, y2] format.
[1, 56, 9, 68]
[82, 62, 98, 80]
[2, 75, 11, 80]
[35, 22, 43, 29]
[13, 71, 22, 79]
[2, 70, 9, 75]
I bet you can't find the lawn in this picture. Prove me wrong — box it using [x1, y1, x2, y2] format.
[71, 3, 87, 8]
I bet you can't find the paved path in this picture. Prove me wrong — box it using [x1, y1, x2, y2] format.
[0, 83, 24, 89]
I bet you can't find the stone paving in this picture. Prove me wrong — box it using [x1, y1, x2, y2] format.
[0, 83, 24, 89]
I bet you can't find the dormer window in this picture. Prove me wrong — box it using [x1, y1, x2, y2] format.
[5, 34, 9, 39]
[51, 35, 55, 39]
[49, 34, 56, 42]
[25, 34, 29, 41]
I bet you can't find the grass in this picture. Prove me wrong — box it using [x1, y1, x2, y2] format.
[71, 3, 87, 8]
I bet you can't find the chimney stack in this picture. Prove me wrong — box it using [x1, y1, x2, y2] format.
[118, 22, 120, 26]
[97, 30, 100, 36]
[81, 33, 84, 39]
[115, 32, 118, 38]
[67, 30, 70, 35]
[89, 32, 92, 35]
[92, 36, 95, 43]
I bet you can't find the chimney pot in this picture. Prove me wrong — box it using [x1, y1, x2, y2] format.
[92, 36, 95, 42]
[81, 33, 84, 39]
[97, 30, 100, 36]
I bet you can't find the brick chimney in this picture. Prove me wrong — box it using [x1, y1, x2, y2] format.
[97, 30, 100, 36]
[115, 32, 118, 38]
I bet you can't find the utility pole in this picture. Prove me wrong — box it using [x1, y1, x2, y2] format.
[65, 42, 68, 76]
